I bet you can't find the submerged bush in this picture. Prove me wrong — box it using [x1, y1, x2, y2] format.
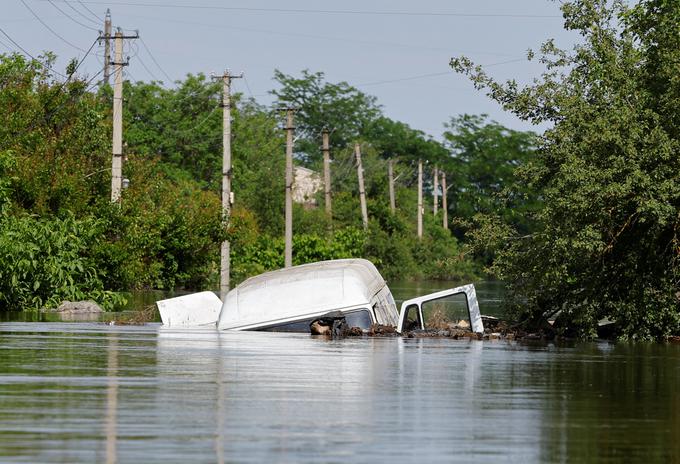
[0, 213, 126, 311]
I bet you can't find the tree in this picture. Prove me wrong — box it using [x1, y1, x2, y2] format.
[442, 114, 538, 235]
[451, 0, 680, 340]
[0, 53, 111, 215]
[365, 116, 448, 164]
[270, 69, 382, 163]
[121, 74, 222, 187]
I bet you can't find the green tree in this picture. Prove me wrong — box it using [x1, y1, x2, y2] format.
[0, 53, 110, 215]
[271, 69, 382, 163]
[365, 116, 448, 165]
[120, 74, 222, 187]
[451, 0, 680, 340]
[442, 114, 538, 235]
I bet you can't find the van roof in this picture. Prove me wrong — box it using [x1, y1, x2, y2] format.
[218, 259, 387, 329]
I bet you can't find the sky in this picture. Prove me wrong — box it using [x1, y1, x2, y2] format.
[1, 0, 580, 139]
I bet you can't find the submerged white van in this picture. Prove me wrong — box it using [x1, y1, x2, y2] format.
[157, 258, 483, 334]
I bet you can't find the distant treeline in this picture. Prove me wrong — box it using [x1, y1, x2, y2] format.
[0, 54, 535, 312]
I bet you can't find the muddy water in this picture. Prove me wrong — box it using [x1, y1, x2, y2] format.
[0, 322, 678, 463]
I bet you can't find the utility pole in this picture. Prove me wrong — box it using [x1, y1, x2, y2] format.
[355, 143, 368, 230]
[433, 166, 439, 215]
[322, 129, 332, 217]
[212, 70, 242, 298]
[106, 28, 137, 203]
[417, 159, 423, 239]
[102, 9, 111, 85]
[441, 172, 448, 230]
[388, 159, 396, 214]
[282, 108, 295, 268]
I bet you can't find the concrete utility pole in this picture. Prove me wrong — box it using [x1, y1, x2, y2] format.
[441, 172, 448, 230]
[107, 28, 137, 203]
[433, 166, 439, 215]
[212, 70, 242, 298]
[283, 108, 295, 268]
[355, 143, 369, 230]
[102, 9, 111, 85]
[417, 160, 423, 239]
[322, 130, 332, 217]
[388, 159, 396, 214]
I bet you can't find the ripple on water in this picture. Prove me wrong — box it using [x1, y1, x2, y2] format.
[0, 322, 678, 463]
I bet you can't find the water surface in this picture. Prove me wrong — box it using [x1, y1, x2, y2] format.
[0, 322, 678, 463]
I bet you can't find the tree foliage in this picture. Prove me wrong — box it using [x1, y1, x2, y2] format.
[271, 69, 381, 163]
[0, 212, 126, 311]
[0, 51, 535, 312]
[443, 114, 539, 235]
[452, 0, 680, 340]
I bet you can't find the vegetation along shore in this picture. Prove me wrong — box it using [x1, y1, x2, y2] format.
[0, 0, 677, 341]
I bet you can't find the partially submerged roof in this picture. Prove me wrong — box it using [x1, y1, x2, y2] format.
[218, 259, 388, 329]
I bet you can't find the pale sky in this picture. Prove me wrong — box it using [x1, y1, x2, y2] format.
[1, 0, 579, 138]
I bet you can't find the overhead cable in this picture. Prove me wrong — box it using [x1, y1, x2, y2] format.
[0, 26, 68, 78]
[47, 0, 100, 31]
[44, 1, 562, 19]
[76, 0, 102, 21]
[139, 37, 172, 82]
[356, 58, 526, 87]
[20, 0, 87, 52]
[62, 0, 101, 26]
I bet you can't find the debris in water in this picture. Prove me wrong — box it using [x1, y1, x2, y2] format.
[109, 305, 157, 326]
[368, 324, 398, 336]
[310, 314, 362, 338]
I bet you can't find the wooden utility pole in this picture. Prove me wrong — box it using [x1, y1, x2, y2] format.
[212, 70, 242, 298]
[417, 159, 423, 239]
[108, 28, 137, 203]
[322, 130, 332, 217]
[433, 166, 439, 215]
[388, 159, 396, 214]
[355, 143, 368, 230]
[283, 108, 295, 267]
[102, 9, 111, 85]
[441, 172, 448, 230]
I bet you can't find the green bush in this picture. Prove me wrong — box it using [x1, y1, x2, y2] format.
[0, 213, 126, 311]
[95, 156, 225, 291]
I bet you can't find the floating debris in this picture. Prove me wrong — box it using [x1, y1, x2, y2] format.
[109, 305, 157, 326]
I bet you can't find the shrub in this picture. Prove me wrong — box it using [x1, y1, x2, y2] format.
[0, 213, 126, 311]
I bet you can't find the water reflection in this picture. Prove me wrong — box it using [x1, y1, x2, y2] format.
[0, 323, 678, 463]
[105, 335, 118, 464]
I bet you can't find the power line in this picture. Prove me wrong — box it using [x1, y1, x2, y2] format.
[75, 0, 102, 21]
[42, 67, 106, 123]
[69, 37, 99, 76]
[44, 1, 562, 18]
[0, 37, 13, 52]
[47, 0, 99, 31]
[242, 75, 255, 99]
[139, 37, 172, 82]
[0, 26, 68, 78]
[41, 38, 99, 107]
[0, 26, 39, 60]
[136, 54, 161, 82]
[62, 0, 101, 26]
[19, 0, 87, 52]
[124, 67, 138, 83]
[356, 58, 526, 87]
[172, 106, 220, 139]
[25, 48, 104, 133]
[358, 71, 452, 87]
[120, 13, 514, 58]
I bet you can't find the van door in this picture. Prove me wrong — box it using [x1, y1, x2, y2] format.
[396, 284, 484, 334]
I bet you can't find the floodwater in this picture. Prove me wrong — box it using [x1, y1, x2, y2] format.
[0, 283, 679, 463]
